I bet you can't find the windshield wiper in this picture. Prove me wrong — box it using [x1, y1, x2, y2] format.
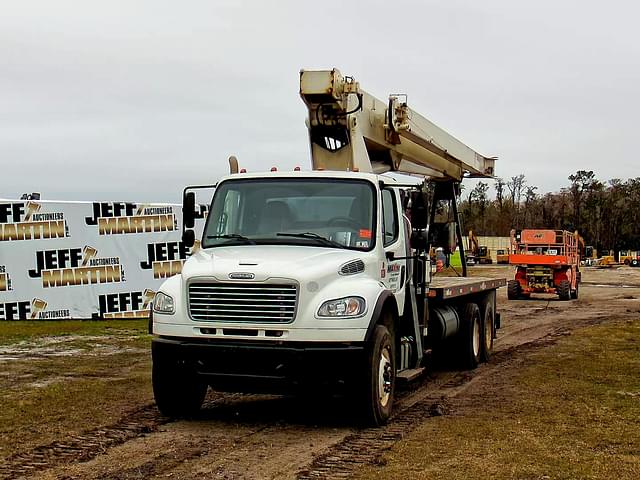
[206, 234, 256, 245]
[277, 232, 347, 249]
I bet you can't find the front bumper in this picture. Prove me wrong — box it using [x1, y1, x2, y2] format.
[152, 336, 365, 393]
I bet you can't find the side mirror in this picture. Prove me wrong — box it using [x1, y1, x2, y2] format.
[183, 191, 196, 229]
[182, 229, 195, 248]
[410, 230, 428, 250]
[409, 191, 429, 230]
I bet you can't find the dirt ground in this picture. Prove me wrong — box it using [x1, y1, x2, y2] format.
[2, 265, 640, 480]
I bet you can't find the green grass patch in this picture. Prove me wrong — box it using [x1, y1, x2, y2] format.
[356, 319, 640, 480]
[0, 351, 153, 459]
[0, 319, 149, 345]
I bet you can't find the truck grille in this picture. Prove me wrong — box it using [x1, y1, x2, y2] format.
[188, 282, 297, 323]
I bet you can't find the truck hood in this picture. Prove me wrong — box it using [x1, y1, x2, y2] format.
[181, 245, 372, 282]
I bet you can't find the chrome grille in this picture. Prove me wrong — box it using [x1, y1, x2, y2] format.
[188, 282, 297, 323]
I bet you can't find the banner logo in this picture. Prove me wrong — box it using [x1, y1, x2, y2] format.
[0, 298, 70, 320]
[0, 202, 68, 242]
[139, 240, 199, 279]
[30, 298, 70, 320]
[85, 202, 177, 235]
[28, 245, 125, 288]
[0, 264, 11, 291]
[92, 289, 155, 319]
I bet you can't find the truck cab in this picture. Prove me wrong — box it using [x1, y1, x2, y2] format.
[153, 170, 412, 344]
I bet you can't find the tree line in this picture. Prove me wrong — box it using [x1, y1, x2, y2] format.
[460, 170, 640, 254]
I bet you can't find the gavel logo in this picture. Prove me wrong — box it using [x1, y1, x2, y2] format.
[30, 298, 48, 319]
[24, 202, 42, 222]
[82, 245, 98, 266]
[142, 288, 156, 310]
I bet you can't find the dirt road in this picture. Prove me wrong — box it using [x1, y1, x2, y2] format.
[4, 266, 639, 480]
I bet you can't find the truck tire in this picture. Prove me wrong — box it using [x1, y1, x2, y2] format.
[632, 259, 639, 267]
[480, 297, 494, 362]
[362, 324, 396, 426]
[152, 355, 207, 418]
[460, 303, 482, 370]
[557, 280, 571, 301]
[507, 280, 521, 300]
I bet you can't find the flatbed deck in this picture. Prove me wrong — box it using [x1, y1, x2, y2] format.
[428, 276, 506, 300]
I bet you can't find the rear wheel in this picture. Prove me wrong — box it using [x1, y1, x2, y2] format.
[557, 279, 571, 301]
[571, 281, 579, 299]
[480, 296, 494, 362]
[362, 323, 396, 426]
[460, 303, 482, 369]
[631, 259, 639, 267]
[507, 280, 521, 300]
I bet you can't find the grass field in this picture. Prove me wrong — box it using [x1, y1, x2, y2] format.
[0, 320, 152, 459]
[355, 318, 640, 479]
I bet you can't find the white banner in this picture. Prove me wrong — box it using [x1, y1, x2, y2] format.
[0, 199, 207, 320]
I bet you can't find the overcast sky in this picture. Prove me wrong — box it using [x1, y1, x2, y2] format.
[2, 0, 638, 203]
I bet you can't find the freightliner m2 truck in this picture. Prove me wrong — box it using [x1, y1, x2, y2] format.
[150, 69, 505, 425]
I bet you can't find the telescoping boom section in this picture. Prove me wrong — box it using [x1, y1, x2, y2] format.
[299, 68, 496, 181]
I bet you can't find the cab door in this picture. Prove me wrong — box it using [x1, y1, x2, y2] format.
[381, 188, 408, 316]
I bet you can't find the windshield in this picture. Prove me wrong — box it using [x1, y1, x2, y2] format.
[202, 178, 376, 251]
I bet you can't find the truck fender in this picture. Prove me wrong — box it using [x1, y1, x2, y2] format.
[364, 290, 398, 342]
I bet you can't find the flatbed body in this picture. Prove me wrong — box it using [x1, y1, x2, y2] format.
[429, 277, 506, 300]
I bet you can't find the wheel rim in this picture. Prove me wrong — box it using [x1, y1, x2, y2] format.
[473, 316, 481, 358]
[484, 312, 492, 350]
[378, 346, 392, 407]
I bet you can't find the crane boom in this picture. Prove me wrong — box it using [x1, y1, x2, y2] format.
[300, 69, 496, 181]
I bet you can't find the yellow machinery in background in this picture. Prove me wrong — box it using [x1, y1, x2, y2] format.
[466, 230, 493, 264]
[496, 249, 509, 264]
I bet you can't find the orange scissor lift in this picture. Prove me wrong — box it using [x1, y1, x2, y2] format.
[507, 229, 581, 300]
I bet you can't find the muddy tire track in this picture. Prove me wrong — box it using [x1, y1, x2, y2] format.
[0, 406, 163, 480]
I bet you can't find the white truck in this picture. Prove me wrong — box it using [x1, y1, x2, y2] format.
[150, 69, 505, 425]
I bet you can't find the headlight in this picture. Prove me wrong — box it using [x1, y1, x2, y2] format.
[317, 296, 366, 318]
[153, 292, 175, 314]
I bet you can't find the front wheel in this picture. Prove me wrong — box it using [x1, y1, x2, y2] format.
[507, 280, 521, 300]
[557, 279, 571, 301]
[362, 324, 396, 426]
[571, 281, 579, 299]
[152, 349, 207, 418]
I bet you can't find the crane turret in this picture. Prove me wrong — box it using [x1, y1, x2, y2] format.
[299, 68, 496, 181]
